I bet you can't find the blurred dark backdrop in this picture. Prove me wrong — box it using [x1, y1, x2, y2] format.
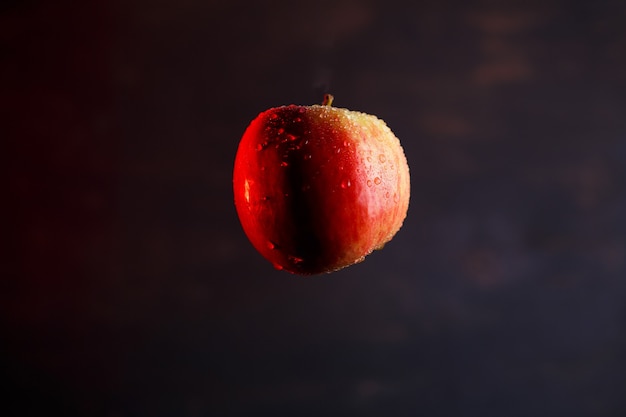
[4, 0, 626, 416]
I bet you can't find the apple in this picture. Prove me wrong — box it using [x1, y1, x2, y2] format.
[233, 95, 410, 275]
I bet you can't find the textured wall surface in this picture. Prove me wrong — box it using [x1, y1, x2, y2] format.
[4, 0, 626, 416]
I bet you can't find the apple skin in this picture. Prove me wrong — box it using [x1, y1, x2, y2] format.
[233, 102, 410, 275]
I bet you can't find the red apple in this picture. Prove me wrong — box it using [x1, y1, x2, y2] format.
[233, 95, 410, 275]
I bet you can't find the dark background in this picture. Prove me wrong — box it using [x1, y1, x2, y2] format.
[4, 0, 626, 416]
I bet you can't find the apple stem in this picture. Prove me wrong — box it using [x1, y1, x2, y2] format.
[322, 94, 334, 106]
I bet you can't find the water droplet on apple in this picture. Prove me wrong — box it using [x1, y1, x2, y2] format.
[286, 133, 297, 141]
[256, 144, 263, 151]
[267, 241, 276, 250]
[295, 117, 302, 122]
[280, 161, 289, 167]
[269, 113, 278, 120]
[378, 154, 386, 163]
[273, 262, 284, 271]
[336, 147, 341, 153]
[341, 179, 351, 189]
[374, 177, 381, 185]
[288, 255, 304, 265]
[278, 128, 285, 134]
[304, 154, 312, 160]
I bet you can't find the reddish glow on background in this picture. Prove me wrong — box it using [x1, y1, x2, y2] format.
[4, 0, 118, 409]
